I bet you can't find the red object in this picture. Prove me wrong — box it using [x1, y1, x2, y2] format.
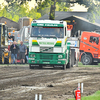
[75, 89, 81, 100]
[8, 45, 10, 51]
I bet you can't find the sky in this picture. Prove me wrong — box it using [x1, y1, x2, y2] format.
[0, 0, 87, 11]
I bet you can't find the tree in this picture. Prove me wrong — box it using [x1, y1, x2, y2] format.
[35, 0, 71, 19]
[5, 0, 31, 5]
[35, 0, 100, 22]
[28, 8, 41, 19]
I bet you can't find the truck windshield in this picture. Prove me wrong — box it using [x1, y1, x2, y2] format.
[31, 26, 64, 38]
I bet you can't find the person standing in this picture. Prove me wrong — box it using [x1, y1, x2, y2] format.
[10, 41, 19, 64]
[25, 46, 29, 63]
[11, 33, 15, 41]
[8, 33, 12, 41]
[19, 41, 27, 64]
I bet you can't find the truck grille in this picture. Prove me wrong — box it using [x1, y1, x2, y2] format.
[40, 55, 53, 60]
[40, 47, 53, 52]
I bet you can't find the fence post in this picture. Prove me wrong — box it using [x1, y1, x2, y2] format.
[35, 94, 38, 100]
[81, 83, 83, 93]
[39, 94, 42, 100]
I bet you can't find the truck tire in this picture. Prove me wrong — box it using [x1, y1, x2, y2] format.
[4, 58, 9, 64]
[38, 65, 42, 69]
[70, 49, 75, 67]
[0, 55, 2, 64]
[29, 64, 34, 69]
[81, 54, 92, 65]
[8, 54, 11, 64]
[2, 54, 4, 64]
[67, 62, 71, 68]
[63, 64, 66, 70]
[66, 49, 71, 68]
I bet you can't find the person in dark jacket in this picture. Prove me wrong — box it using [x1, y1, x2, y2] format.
[11, 33, 15, 41]
[10, 41, 19, 64]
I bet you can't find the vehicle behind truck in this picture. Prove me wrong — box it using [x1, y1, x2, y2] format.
[0, 23, 11, 64]
[28, 20, 72, 69]
[79, 31, 100, 65]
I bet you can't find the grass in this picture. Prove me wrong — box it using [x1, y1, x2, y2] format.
[78, 62, 100, 67]
[68, 91, 100, 100]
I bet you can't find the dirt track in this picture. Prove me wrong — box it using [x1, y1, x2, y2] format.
[0, 65, 100, 100]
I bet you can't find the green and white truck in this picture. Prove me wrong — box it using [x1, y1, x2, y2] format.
[28, 20, 72, 69]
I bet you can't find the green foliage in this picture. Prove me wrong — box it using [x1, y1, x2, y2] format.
[5, 0, 31, 5]
[1, 0, 100, 22]
[36, 0, 52, 16]
[56, 2, 71, 11]
[28, 8, 41, 19]
[0, 1, 41, 22]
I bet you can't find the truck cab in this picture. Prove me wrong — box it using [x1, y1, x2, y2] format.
[80, 31, 100, 65]
[28, 20, 71, 69]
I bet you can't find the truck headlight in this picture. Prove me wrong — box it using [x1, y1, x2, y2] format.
[30, 54, 35, 57]
[58, 55, 63, 58]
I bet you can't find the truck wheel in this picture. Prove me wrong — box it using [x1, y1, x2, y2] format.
[66, 49, 71, 68]
[9, 55, 11, 64]
[0, 55, 2, 64]
[29, 64, 34, 69]
[4, 58, 9, 64]
[66, 62, 71, 68]
[70, 49, 75, 67]
[2, 54, 4, 64]
[39, 65, 42, 69]
[8, 52, 11, 64]
[63, 64, 66, 70]
[81, 54, 92, 65]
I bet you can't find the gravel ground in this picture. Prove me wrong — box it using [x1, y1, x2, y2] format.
[0, 64, 100, 100]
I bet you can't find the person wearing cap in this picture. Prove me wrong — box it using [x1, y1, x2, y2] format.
[8, 33, 13, 51]
[8, 33, 13, 42]
[8, 33, 12, 40]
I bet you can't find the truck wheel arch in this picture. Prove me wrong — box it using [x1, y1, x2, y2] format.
[81, 52, 93, 65]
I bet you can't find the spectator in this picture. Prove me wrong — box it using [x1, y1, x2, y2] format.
[11, 33, 15, 41]
[8, 32, 12, 40]
[10, 41, 19, 64]
[19, 41, 27, 64]
[8, 33, 13, 51]
[25, 46, 29, 63]
[8, 42, 12, 51]
[8, 33, 13, 45]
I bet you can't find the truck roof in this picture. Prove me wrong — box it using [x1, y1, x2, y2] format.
[82, 31, 100, 36]
[0, 23, 5, 25]
[32, 20, 65, 24]
[31, 20, 67, 27]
